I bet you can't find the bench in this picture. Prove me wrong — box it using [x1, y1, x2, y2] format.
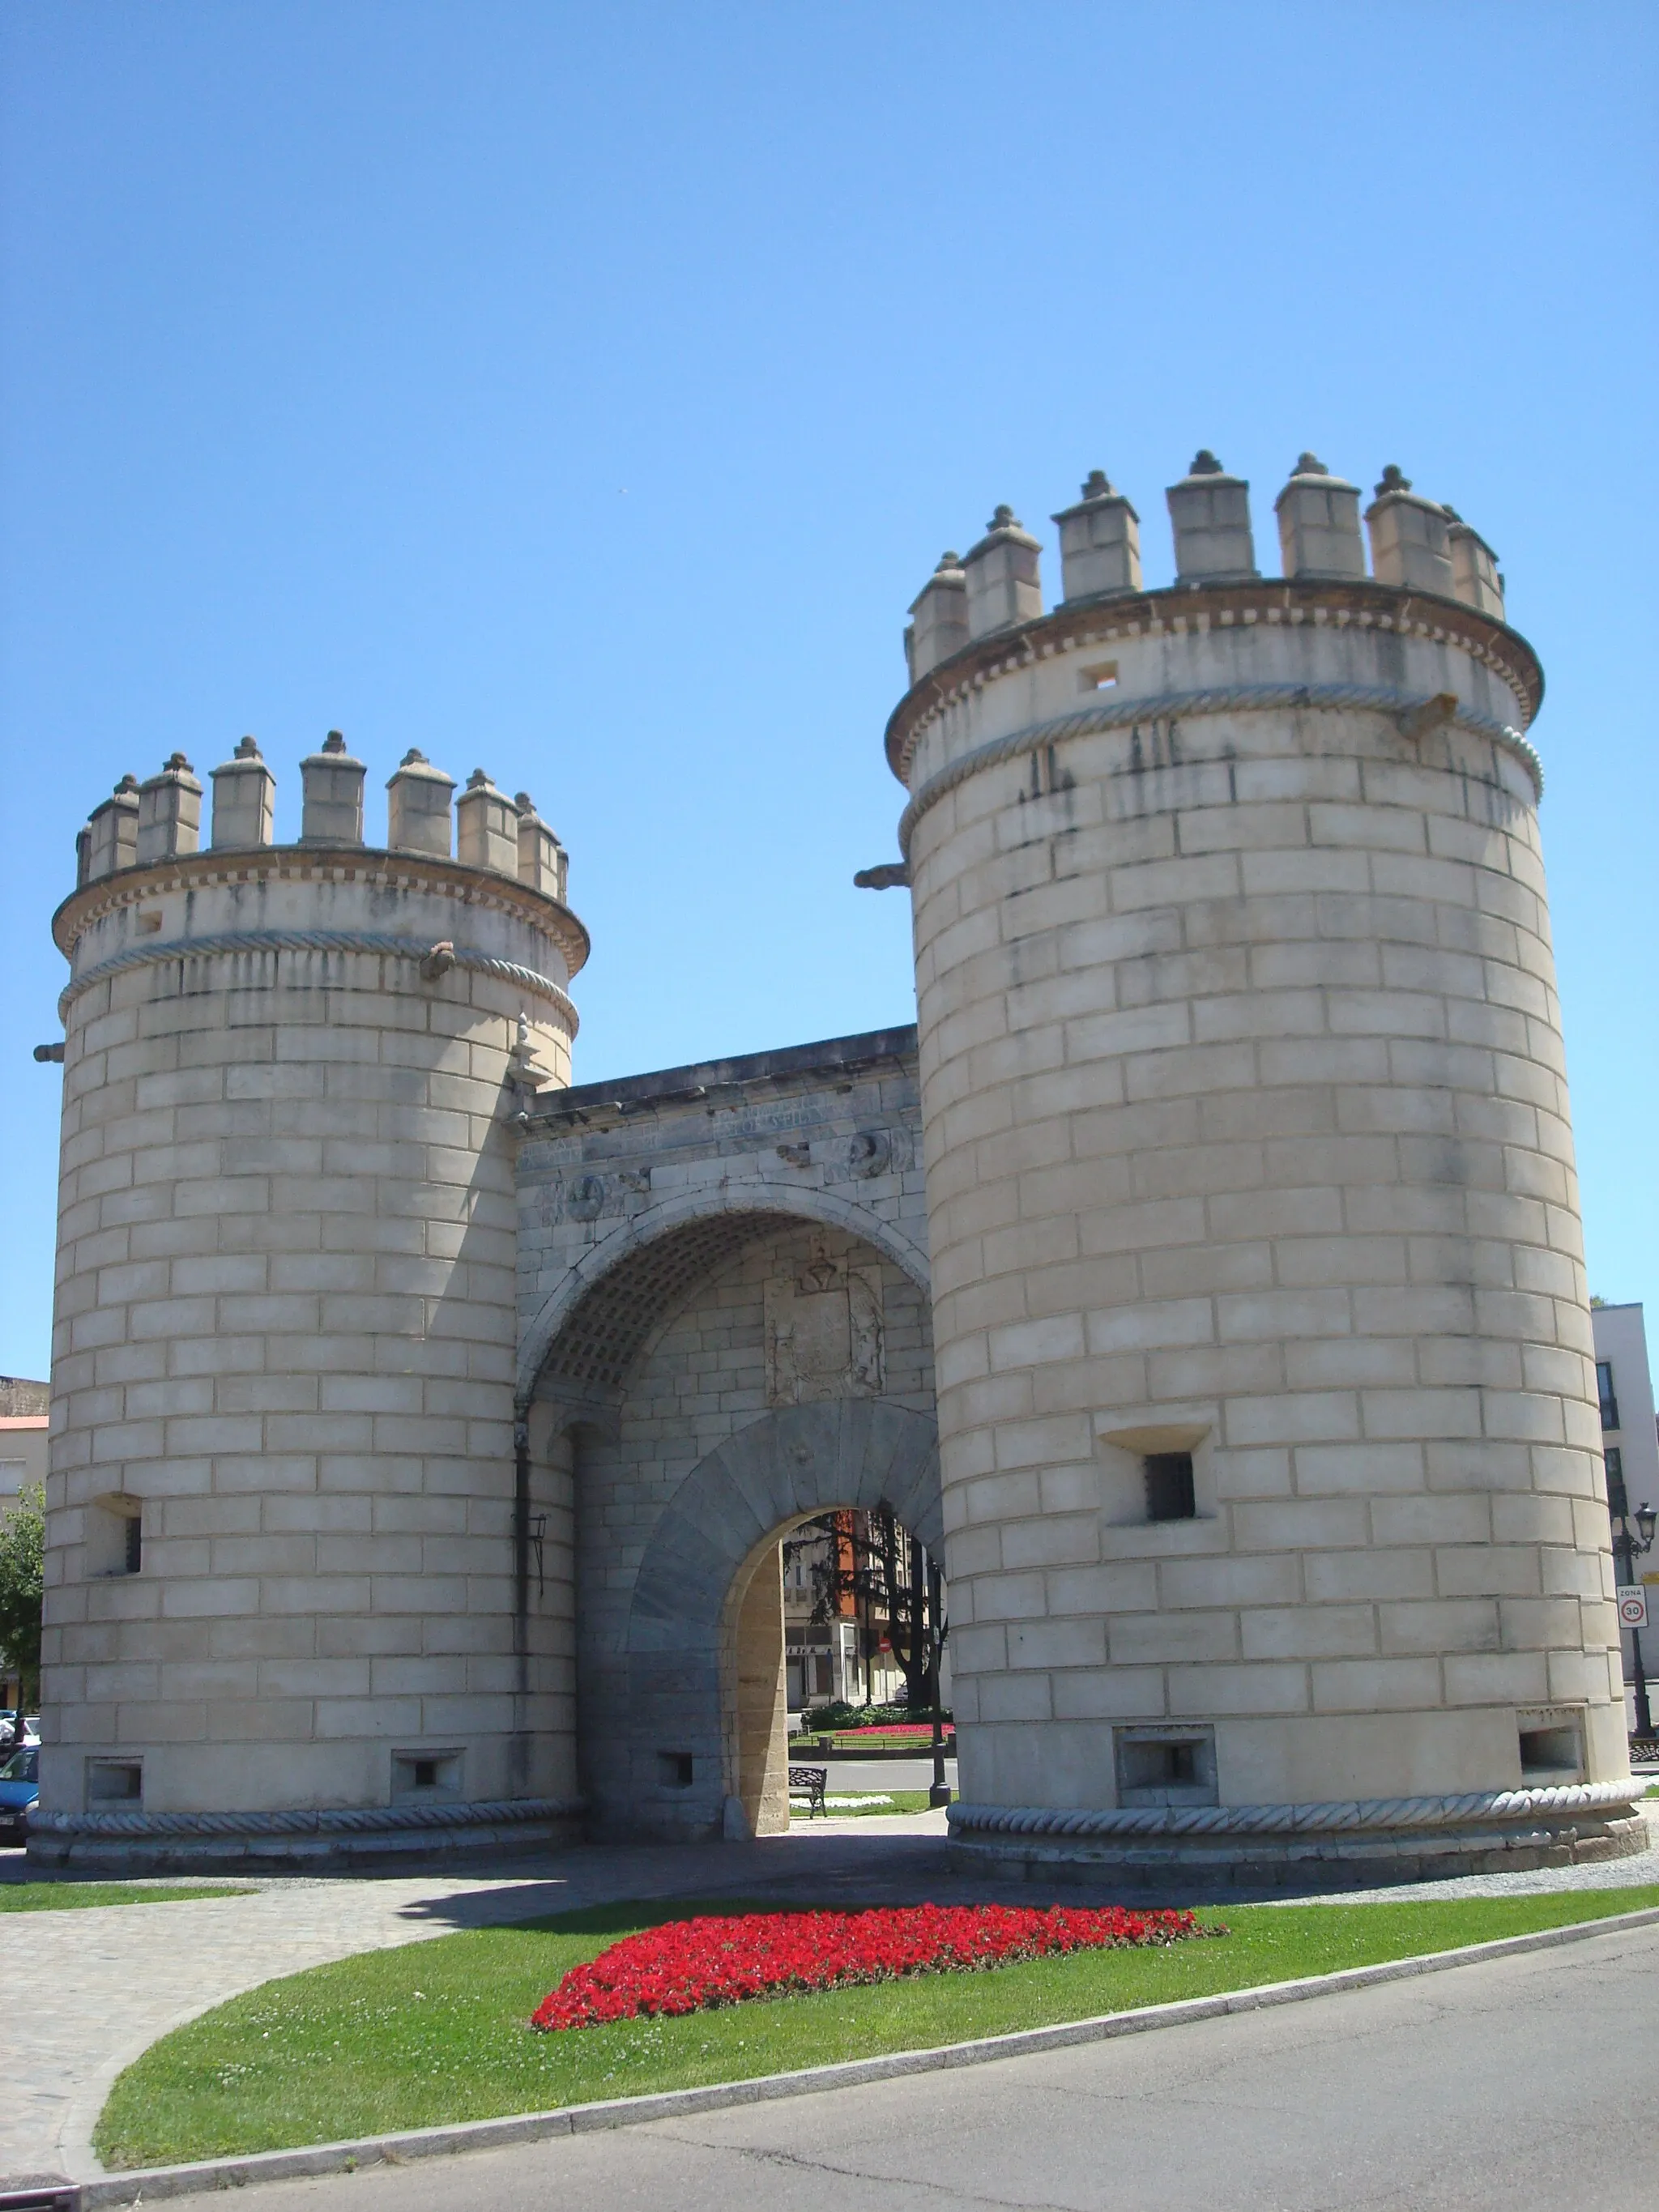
[788, 1764, 828, 1818]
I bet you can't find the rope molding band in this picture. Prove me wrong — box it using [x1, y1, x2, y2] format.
[58, 928, 579, 1034]
[28, 1796, 582, 1839]
[947, 1779, 1642, 1843]
[896, 682, 1545, 859]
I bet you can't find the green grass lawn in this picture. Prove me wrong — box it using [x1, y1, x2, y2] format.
[0, 1882, 253, 1912]
[791, 1790, 935, 1819]
[96, 1884, 1659, 2171]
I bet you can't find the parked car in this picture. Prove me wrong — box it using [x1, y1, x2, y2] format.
[0, 1741, 38, 1846]
[0, 1715, 39, 1762]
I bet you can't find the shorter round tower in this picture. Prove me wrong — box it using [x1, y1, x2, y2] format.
[889, 453, 1638, 1882]
[35, 734, 583, 1866]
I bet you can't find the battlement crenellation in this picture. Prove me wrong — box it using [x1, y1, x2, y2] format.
[905, 450, 1507, 683]
[71, 732, 571, 899]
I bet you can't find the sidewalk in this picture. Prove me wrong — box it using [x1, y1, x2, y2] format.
[2, 1829, 953, 2189]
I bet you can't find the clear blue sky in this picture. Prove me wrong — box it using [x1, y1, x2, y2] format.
[2, 3, 1654, 1379]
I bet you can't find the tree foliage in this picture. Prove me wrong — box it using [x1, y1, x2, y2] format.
[0, 1482, 45, 1707]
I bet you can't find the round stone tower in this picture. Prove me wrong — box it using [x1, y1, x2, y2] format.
[34, 734, 583, 1865]
[889, 454, 1638, 1881]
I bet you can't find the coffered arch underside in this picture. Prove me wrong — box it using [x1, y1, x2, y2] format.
[518, 1183, 932, 1405]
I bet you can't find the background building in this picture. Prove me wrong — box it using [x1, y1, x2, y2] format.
[1592, 1302, 1659, 1713]
[0, 1378, 49, 1502]
[783, 1509, 936, 1716]
[0, 1378, 48, 1717]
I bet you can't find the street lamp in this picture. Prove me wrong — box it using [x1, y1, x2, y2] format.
[1611, 1500, 1657, 1741]
[927, 1558, 952, 1809]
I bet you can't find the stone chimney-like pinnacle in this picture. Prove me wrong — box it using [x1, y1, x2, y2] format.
[964, 506, 1043, 638]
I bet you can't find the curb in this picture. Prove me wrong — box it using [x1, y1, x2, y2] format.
[76, 1902, 1659, 2207]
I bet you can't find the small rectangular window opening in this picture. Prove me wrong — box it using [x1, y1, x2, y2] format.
[87, 1759, 143, 1805]
[89, 1497, 143, 1578]
[658, 1751, 694, 1789]
[1128, 1740, 1197, 1788]
[1519, 1724, 1583, 1779]
[1079, 660, 1120, 693]
[1597, 1361, 1620, 1430]
[1144, 1452, 1196, 1523]
[391, 1749, 462, 1801]
[1115, 1725, 1218, 1807]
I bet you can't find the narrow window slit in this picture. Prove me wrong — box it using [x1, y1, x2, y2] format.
[1144, 1451, 1195, 1522]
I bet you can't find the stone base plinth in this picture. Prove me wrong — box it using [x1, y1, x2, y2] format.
[947, 1784, 1648, 1891]
[26, 1797, 583, 1873]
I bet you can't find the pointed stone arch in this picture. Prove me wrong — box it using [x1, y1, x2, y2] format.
[619, 1397, 940, 1837]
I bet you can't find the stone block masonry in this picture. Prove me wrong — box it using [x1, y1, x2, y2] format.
[35, 443, 1637, 1878]
[884, 451, 1636, 1878]
[515, 1031, 936, 1839]
[36, 739, 586, 1860]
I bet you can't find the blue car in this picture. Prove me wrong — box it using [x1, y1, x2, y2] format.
[0, 1742, 38, 1846]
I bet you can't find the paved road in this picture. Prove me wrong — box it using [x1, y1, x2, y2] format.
[161, 1920, 1659, 2211]
[804, 1755, 957, 1792]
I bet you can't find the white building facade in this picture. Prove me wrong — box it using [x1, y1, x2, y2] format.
[1591, 1302, 1659, 1709]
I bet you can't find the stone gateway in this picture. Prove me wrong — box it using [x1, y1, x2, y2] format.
[32, 454, 1640, 1881]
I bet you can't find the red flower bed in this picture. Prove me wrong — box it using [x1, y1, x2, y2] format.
[531, 1903, 1212, 2031]
[829, 1723, 954, 1738]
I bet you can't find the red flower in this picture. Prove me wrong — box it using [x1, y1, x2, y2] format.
[531, 1903, 1215, 2031]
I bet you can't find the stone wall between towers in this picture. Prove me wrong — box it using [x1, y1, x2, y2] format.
[515, 1036, 936, 1838]
[564, 1221, 935, 1832]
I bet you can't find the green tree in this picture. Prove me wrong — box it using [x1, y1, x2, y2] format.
[0, 1482, 45, 1715]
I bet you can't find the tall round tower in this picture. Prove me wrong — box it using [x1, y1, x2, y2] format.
[889, 455, 1638, 1880]
[34, 735, 583, 1865]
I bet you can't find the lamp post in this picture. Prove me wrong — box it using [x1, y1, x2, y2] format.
[927, 1558, 951, 1809]
[1611, 1500, 1657, 1741]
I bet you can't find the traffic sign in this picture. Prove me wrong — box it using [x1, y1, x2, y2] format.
[1617, 1587, 1649, 1629]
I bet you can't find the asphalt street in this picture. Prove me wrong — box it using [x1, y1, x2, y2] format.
[804, 1756, 957, 1793]
[173, 1918, 1659, 2212]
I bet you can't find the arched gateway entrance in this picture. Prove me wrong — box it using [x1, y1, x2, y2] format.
[627, 1400, 940, 1837]
[514, 1025, 936, 1840]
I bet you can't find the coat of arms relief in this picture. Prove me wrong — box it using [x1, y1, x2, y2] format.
[763, 1244, 885, 1404]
